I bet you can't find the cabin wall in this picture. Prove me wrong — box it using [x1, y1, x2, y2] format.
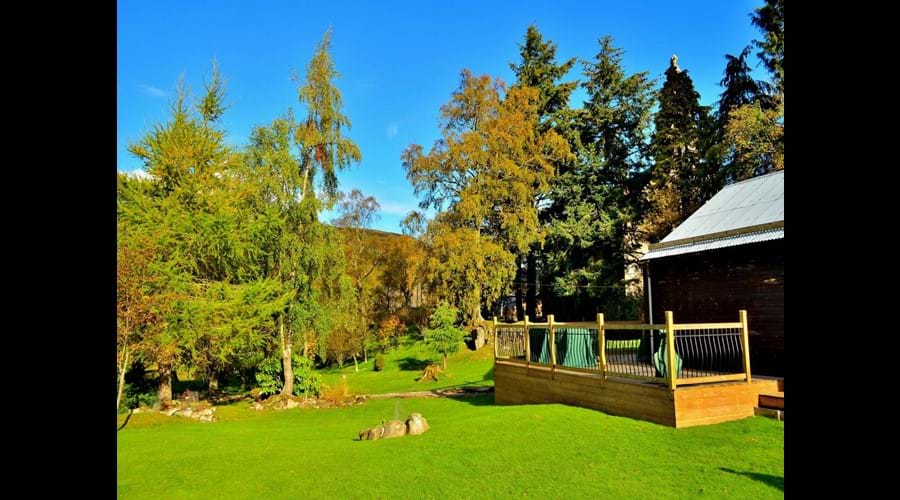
[644, 239, 784, 376]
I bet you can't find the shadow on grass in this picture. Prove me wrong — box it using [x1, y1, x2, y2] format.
[397, 357, 432, 371]
[719, 468, 784, 492]
[446, 394, 495, 406]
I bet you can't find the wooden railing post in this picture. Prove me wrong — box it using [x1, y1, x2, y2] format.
[597, 313, 606, 377]
[740, 310, 752, 383]
[524, 315, 530, 368]
[548, 314, 556, 376]
[665, 311, 677, 390]
[493, 316, 498, 360]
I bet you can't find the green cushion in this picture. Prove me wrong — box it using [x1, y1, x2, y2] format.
[652, 333, 683, 379]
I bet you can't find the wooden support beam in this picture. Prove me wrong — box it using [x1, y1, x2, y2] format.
[597, 313, 606, 378]
[740, 310, 752, 383]
[493, 316, 498, 360]
[548, 314, 556, 378]
[524, 315, 530, 369]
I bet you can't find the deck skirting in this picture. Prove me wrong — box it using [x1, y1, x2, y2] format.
[493, 360, 779, 428]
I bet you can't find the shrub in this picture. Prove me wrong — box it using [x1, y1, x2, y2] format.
[424, 302, 466, 369]
[376, 315, 402, 352]
[374, 354, 386, 372]
[255, 354, 323, 398]
[321, 375, 352, 404]
[123, 382, 158, 410]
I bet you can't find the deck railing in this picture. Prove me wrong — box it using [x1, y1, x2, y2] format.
[492, 310, 752, 388]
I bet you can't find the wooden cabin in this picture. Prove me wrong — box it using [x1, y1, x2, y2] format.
[639, 170, 784, 376]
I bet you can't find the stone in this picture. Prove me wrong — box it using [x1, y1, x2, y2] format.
[472, 325, 486, 350]
[405, 413, 429, 436]
[285, 399, 300, 409]
[366, 427, 383, 440]
[165, 408, 178, 417]
[382, 420, 407, 439]
[182, 408, 194, 418]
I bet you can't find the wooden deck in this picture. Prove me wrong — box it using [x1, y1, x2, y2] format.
[494, 359, 780, 428]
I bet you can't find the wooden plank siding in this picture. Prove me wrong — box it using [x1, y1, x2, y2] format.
[494, 360, 780, 428]
[673, 378, 780, 428]
[644, 239, 783, 376]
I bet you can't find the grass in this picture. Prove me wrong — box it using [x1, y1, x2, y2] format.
[117, 395, 784, 499]
[318, 336, 494, 395]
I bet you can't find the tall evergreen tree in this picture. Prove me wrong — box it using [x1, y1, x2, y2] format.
[717, 46, 776, 126]
[509, 25, 578, 319]
[715, 46, 780, 183]
[544, 35, 655, 319]
[643, 55, 709, 241]
[751, 0, 784, 94]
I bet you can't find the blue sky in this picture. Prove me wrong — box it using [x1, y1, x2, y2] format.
[118, 0, 768, 232]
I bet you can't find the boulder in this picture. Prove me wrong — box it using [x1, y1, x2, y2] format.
[381, 420, 407, 439]
[360, 414, 429, 440]
[405, 413, 429, 435]
[472, 325, 486, 350]
[365, 427, 383, 440]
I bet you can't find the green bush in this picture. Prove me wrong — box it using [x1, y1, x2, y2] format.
[123, 382, 158, 410]
[374, 354, 386, 372]
[255, 354, 323, 397]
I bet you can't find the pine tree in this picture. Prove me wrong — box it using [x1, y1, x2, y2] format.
[643, 55, 708, 241]
[509, 25, 578, 319]
[751, 0, 784, 95]
[543, 36, 655, 318]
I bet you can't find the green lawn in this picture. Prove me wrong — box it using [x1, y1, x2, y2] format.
[117, 395, 784, 499]
[318, 336, 494, 395]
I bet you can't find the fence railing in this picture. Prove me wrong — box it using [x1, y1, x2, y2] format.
[492, 310, 752, 389]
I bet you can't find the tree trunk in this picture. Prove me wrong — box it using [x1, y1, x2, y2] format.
[515, 256, 525, 321]
[442, 354, 447, 371]
[158, 363, 173, 404]
[116, 348, 129, 410]
[363, 344, 368, 363]
[208, 371, 219, 393]
[352, 354, 359, 372]
[280, 314, 294, 396]
[526, 251, 537, 319]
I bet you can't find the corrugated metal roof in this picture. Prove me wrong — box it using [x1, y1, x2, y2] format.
[641, 170, 784, 261]
[641, 228, 783, 260]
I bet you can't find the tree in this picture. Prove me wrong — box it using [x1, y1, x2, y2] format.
[717, 46, 776, 126]
[402, 70, 571, 325]
[509, 25, 578, 131]
[509, 25, 579, 320]
[751, 0, 784, 94]
[543, 35, 655, 318]
[116, 233, 161, 409]
[724, 101, 784, 179]
[332, 189, 382, 365]
[715, 45, 782, 183]
[424, 303, 466, 370]
[293, 29, 362, 198]
[643, 55, 709, 241]
[239, 30, 361, 395]
[241, 116, 350, 395]
[124, 62, 241, 403]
